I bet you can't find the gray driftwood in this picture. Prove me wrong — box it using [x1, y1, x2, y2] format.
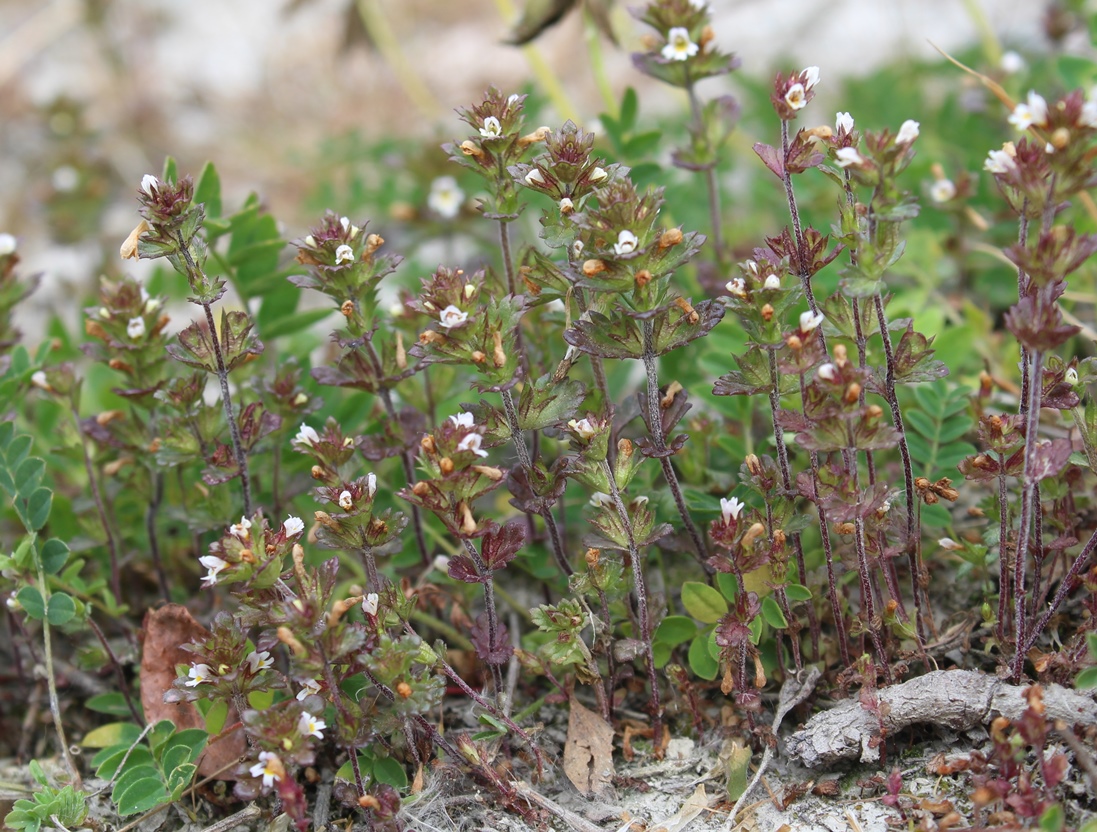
[786, 669, 1097, 768]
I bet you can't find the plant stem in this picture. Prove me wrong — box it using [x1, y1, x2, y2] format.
[1022, 527, 1097, 656]
[500, 387, 572, 576]
[36, 560, 81, 785]
[600, 460, 662, 744]
[176, 236, 252, 517]
[146, 471, 168, 602]
[873, 292, 926, 646]
[1011, 348, 1044, 681]
[461, 537, 504, 699]
[87, 616, 143, 726]
[73, 405, 122, 605]
[780, 120, 817, 313]
[640, 320, 709, 567]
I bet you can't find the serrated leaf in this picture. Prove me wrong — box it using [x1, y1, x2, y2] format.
[681, 581, 728, 624]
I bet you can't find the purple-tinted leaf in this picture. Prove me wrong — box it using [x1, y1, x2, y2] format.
[447, 555, 484, 584]
[753, 142, 784, 179]
[481, 519, 527, 571]
[470, 612, 512, 665]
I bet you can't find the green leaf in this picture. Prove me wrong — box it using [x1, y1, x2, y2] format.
[86, 692, 138, 717]
[372, 756, 407, 788]
[1087, 632, 1097, 659]
[166, 763, 197, 800]
[654, 615, 698, 647]
[40, 538, 69, 574]
[14, 457, 45, 497]
[161, 157, 178, 183]
[164, 729, 208, 767]
[93, 745, 154, 780]
[1075, 667, 1097, 690]
[761, 596, 788, 629]
[681, 581, 728, 624]
[26, 487, 53, 531]
[16, 586, 45, 621]
[724, 741, 753, 801]
[115, 776, 169, 816]
[1039, 803, 1064, 832]
[785, 584, 812, 602]
[194, 162, 222, 219]
[715, 572, 738, 602]
[258, 306, 331, 340]
[82, 721, 143, 749]
[46, 592, 76, 626]
[688, 633, 719, 680]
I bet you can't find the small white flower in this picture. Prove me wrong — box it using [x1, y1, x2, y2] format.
[588, 166, 607, 182]
[568, 418, 598, 440]
[1082, 99, 1097, 128]
[559, 197, 574, 213]
[365, 472, 377, 498]
[304, 235, 317, 248]
[726, 278, 746, 297]
[428, 176, 464, 219]
[144, 296, 160, 314]
[480, 116, 503, 139]
[984, 148, 1017, 174]
[335, 244, 355, 265]
[879, 499, 892, 513]
[1008, 91, 1049, 130]
[126, 316, 146, 340]
[507, 93, 521, 107]
[720, 496, 744, 524]
[249, 751, 282, 788]
[295, 423, 320, 447]
[930, 179, 957, 203]
[457, 432, 489, 458]
[1000, 50, 1025, 74]
[816, 363, 837, 382]
[464, 283, 477, 299]
[800, 310, 824, 332]
[1066, 367, 1079, 385]
[835, 147, 864, 168]
[1046, 142, 1056, 154]
[801, 66, 820, 90]
[140, 174, 159, 194]
[449, 412, 476, 429]
[662, 27, 699, 62]
[229, 516, 252, 540]
[296, 678, 322, 701]
[246, 650, 274, 674]
[199, 555, 228, 588]
[31, 371, 49, 390]
[740, 259, 759, 275]
[99, 307, 112, 320]
[283, 516, 305, 537]
[613, 229, 639, 256]
[433, 554, 451, 573]
[763, 274, 781, 290]
[298, 712, 326, 740]
[186, 663, 214, 687]
[339, 216, 360, 238]
[589, 492, 613, 508]
[0, 233, 18, 255]
[572, 240, 584, 258]
[785, 83, 808, 111]
[896, 120, 920, 145]
[424, 301, 435, 311]
[835, 111, 854, 134]
[688, 0, 709, 8]
[937, 537, 964, 551]
[439, 305, 469, 329]
[524, 168, 545, 186]
[362, 593, 379, 616]
[339, 490, 354, 510]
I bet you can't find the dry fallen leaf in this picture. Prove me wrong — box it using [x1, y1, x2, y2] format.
[563, 696, 615, 797]
[139, 604, 247, 778]
[650, 783, 711, 832]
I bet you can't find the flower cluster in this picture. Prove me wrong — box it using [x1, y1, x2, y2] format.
[632, 0, 739, 88]
[197, 511, 306, 590]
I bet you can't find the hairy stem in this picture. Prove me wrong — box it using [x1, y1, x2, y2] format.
[500, 387, 572, 576]
[685, 71, 724, 267]
[74, 405, 122, 604]
[640, 320, 709, 567]
[461, 537, 504, 698]
[177, 237, 252, 516]
[601, 460, 662, 743]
